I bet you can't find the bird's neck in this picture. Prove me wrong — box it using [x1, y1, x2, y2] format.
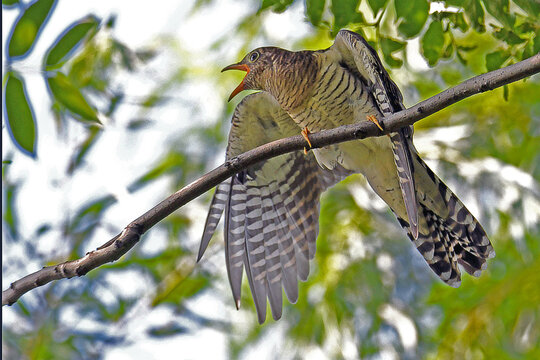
[264, 51, 319, 112]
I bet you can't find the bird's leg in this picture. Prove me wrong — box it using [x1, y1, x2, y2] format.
[367, 115, 384, 132]
[301, 127, 312, 155]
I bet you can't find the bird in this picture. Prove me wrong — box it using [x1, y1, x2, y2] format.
[199, 29, 495, 324]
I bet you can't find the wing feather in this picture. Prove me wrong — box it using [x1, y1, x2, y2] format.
[200, 92, 349, 323]
[244, 185, 268, 323]
[260, 185, 283, 319]
[198, 180, 231, 261]
[268, 180, 299, 303]
[224, 176, 247, 307]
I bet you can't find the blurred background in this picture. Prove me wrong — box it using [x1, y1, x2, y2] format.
[2, 0, 539, 359]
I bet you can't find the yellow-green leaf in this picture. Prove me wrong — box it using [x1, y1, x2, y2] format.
[3, 72, 37, 157]
[7, 0, 56, 58]
[46, 72, 100, 123]
[44, 15, 99, 70]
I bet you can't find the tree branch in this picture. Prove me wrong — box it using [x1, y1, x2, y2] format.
[3, 53, 539, 307]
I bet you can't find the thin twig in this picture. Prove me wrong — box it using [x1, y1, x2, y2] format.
[3, 53, 539, 307]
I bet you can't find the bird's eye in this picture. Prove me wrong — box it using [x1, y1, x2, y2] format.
[249, 51, 259, 62]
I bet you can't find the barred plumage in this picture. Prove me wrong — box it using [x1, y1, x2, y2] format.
[204, 29, 494, 323]
[199, 93, 349, 323]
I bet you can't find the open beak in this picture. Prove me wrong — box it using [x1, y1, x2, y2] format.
[222, 63, 250, 101]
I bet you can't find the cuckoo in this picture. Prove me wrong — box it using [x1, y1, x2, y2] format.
[199, 30, 494, 324]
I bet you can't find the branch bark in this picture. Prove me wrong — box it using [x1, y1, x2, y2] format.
[3, 52, 540, 307]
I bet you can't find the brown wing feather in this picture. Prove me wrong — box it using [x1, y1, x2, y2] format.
[199, 92, 349, 323]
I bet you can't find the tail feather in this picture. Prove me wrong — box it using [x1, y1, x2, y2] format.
[396, 155, 494, 287]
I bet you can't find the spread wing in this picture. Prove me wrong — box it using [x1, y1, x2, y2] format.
[199, 92, 350, 323]
[333, 29, 419, 239]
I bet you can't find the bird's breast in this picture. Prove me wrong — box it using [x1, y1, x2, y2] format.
[285, 60, 391, 170]
[282, 60, 407, 218]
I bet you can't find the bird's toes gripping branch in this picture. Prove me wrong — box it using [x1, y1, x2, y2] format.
[367, 115, 384, 132]
[301, 127, 312, 155]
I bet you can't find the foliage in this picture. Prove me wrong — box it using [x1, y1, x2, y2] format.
[2, 0, 153, 158]
[2, 0, 539, 359]
[269, 0, 539, 71]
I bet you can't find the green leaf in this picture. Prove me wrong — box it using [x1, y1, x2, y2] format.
[452, 12, 469, 32]
[421, 21, 445, 66]
[3, 72, 37, 157]
[126, 118, 152, 131]
[105, 14, 117, 28]
[483, 0, 514, 29]
[367, 0, 387, 14]
[306, 0, 326, 26]
[444, 0, 465, 5]
[512, 0, 540, 16]
[331, 0, 363, 32]
[523, 34, 540, 60]
[2, 0, 20, 7]
[485, 49, 510, 71]
[493, 28, 526, 46]
[466, 0, 485, 32]
[67, 127, 101, 174]
[46, 72, 100, 123]
[260, 0, 276, 11]
[394, 0, 429, 38]
[44, 15, 99, 70]
[380, 36, 405, 53]
[380, 36, 405, 67]
[260, 0, 294, 13]
[127, 151, 187, 192]
[69, 194, 116, 234]
[456, 44, 477, 52]
[151, 274, 210, 306]
[7, 0, 56, 58]
[2, 178, 19, 240]
[148, 324, 188, 338]
[441, 40, 454, 59]
[112, 39, 136, 71]
[522, 39, 535, 60]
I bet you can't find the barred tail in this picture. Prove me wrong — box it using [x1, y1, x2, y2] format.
[397, 156, 495, 287]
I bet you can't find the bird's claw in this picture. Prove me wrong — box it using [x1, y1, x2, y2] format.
[302, 127, 312, 154]
[367, 115, 384, 132]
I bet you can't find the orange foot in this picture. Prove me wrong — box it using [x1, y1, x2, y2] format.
[367, 115, 384, 131]
[301, 127, 312, 155]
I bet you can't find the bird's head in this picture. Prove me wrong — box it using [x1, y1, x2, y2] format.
[222, 47, 281, 101]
